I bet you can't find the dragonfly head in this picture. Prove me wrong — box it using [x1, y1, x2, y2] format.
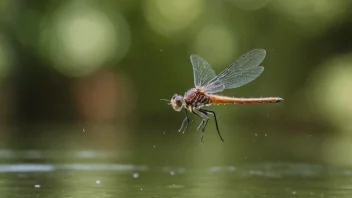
[171, 94, 184, 112]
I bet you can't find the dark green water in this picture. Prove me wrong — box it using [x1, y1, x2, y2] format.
[0, 127, 349, 198]
[1, 150, 352, 198]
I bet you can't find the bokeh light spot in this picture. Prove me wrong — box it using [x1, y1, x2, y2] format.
[226, 0, 269, 11]
[308, 54, 352, 132]
[40, 2, 130, 77]
[270, 0, 349, 34]
[193, 25, 238, 68]
[144, 0, 204, 36]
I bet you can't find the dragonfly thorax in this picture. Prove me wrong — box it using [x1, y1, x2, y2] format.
[183, 88, 211, 109]
[171, 94, 184, 112]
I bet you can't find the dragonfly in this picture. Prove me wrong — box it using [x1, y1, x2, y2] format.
[163, 49, 283, 142]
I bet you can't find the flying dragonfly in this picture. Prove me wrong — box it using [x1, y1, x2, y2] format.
[163, 49, 283, 142]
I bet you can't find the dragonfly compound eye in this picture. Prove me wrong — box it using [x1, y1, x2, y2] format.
[175, 97, 182, 106]
[171, 94, 183, 111]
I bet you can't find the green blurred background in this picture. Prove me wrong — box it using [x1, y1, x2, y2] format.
[0, 0, 352, 169]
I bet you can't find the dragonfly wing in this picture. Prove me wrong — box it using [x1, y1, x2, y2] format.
[203, 49, 266, 94]
[204, 66, 264, 94]
[190, 54, 217, 88]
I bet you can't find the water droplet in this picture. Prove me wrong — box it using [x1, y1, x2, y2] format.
[170, 171, 175, 176]
[140, 188, 143, 191]
[153, 145, 156, 148]
[265, 134, 267, 136]
[96, 180, 100, 184]
[34, 184, 41, 188]
[255, 134, 257, 136]
[83, 128, 85, 132]
[133, 173, 139, 178]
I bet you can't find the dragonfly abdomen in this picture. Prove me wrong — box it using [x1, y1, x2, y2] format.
[209, 95, 283, 104]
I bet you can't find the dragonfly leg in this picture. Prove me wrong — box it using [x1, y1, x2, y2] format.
[199, 109, 224, 142]
[178, 108, 190, 133]
[192, 109, 210, 142]
[191, 109, 206, 130]
[198, 110, 211, 142]
[198, 111, 209, 132]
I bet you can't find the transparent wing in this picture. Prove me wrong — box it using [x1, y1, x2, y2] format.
[203, 49, 266, 94]
[190, 54, 217, 88]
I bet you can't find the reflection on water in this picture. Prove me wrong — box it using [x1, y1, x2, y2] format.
[0, 164, 148, 172]
[0, 149, 130, 160]
[0, 150, 352, 197]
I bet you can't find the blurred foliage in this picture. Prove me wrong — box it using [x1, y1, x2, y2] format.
[0, 0, 351, 166]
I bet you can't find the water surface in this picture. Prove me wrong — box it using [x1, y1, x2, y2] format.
[1, 151, 351, 198]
